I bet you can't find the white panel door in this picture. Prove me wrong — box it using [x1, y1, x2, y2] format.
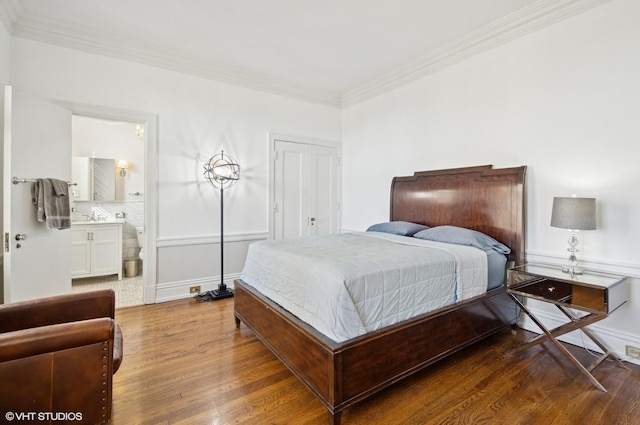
[308, 144, 339, 236]
[273, 138, 340, 239]
[273, 140, 309, 239]
[3, 86, 72, 302]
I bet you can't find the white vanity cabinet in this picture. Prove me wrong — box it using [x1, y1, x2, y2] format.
[71, 222, 122, 280]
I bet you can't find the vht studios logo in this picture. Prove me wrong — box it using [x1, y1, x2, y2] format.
[5, 411, 83, 421]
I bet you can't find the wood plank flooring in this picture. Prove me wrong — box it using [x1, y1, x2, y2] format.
[112, 298, 640, 425]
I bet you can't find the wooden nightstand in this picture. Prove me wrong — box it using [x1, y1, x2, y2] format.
[507, 263, 628, 392]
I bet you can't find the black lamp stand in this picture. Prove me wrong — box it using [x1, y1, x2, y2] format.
[209, 184, 234, 300]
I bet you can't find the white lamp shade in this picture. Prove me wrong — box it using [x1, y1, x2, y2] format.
[116, 159, 129, 169]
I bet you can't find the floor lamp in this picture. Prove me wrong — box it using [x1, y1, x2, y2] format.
[200, 150, 240, 301]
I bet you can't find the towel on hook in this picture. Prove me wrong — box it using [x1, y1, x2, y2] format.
[31, 178, 71, 229]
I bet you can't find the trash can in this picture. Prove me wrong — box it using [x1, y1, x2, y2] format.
[124, 259, 140, 277]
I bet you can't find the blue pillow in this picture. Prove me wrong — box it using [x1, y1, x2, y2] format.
[413, 225, 511, 254]
[366, 221, 430, 237]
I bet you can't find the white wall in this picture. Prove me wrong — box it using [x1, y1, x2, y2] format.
[342, 0, 640, 361]
[0, 23, 9, 83]
[10, 37, 341, 301]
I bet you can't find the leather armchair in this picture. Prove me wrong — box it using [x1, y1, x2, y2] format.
[0, 290, 123, 424]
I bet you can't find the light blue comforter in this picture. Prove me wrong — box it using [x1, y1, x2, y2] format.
[240, 232, 488, 342]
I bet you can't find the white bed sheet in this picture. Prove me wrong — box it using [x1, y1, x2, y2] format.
[240, 232, 488, 342]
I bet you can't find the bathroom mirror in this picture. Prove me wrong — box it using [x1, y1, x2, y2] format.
[72, 157, 120, 201]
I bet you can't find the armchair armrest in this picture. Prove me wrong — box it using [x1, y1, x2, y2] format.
[0, 289, 115, 333]
[0, 316, 120, 424]
[0, 318, 114, 363]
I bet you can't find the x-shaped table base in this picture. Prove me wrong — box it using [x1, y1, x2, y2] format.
[509, 294, 627, 392]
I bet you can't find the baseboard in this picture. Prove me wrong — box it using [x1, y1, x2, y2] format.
[154, 273, 242, 303]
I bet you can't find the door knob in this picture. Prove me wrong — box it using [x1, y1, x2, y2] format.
[15, 233, 26, 241]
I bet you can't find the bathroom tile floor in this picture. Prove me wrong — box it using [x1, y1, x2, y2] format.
[72, 274, 144, 308]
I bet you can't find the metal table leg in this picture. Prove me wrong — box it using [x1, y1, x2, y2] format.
[508, 294, 611, 392]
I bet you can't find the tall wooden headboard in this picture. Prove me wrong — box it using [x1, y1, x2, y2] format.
[390, 165, 527, 265]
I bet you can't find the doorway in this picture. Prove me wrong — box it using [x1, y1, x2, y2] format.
[70, 115, 145, 307]
[58, 101, 158, 306]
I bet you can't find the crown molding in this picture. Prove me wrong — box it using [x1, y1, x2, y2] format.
[341, 0, 613, 108]
[4, 0, 611, 110]
[10, 12, 342, 108]
[0, 0, 23, 32]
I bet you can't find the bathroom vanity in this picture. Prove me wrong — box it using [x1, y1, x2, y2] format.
[71, 221, 123, 280]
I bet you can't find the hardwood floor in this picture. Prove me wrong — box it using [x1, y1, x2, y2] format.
[113, 298, 640, 425]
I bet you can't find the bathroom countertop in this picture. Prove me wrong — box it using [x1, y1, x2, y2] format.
[71, 219, 125, 225]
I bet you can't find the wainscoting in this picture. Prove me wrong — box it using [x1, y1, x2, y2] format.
[154, 231, 266, 303]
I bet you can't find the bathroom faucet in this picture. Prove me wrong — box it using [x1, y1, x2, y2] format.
[82, 211, 102, 221]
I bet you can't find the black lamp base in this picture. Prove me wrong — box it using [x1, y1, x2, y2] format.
[211, 285, 234, 300]
[195, 284, 234, 302]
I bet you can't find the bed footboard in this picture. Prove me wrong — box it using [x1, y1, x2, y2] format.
[234, 278, 517, 424]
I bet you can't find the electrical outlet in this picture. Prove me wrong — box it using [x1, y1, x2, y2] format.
[626, 345, 640, 359]
[627, 345, 640, 359]
[189, 286, 201, 294]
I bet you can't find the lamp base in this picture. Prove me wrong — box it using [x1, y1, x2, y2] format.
[194, 284, 234, 302]
[562, 248, 583, 277]
[210, 285, 234, 300]
[562, 267, 584, 276]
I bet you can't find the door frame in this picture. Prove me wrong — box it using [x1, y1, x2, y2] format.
[56, 100, 158, 304]
[268, 132, 342, 240]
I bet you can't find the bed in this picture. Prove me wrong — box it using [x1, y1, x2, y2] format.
[234, 164, 526, 424]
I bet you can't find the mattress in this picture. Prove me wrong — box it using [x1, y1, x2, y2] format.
[240, 232, 502, 342]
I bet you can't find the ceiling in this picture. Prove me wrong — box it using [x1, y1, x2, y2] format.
[0, 0, 609, 107]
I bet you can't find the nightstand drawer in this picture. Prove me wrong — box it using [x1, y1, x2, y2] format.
[507, 264, 627, 314]
[510, 278, 572, 303]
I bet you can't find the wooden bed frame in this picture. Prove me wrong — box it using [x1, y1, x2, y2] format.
[234, 165, 527, 424]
